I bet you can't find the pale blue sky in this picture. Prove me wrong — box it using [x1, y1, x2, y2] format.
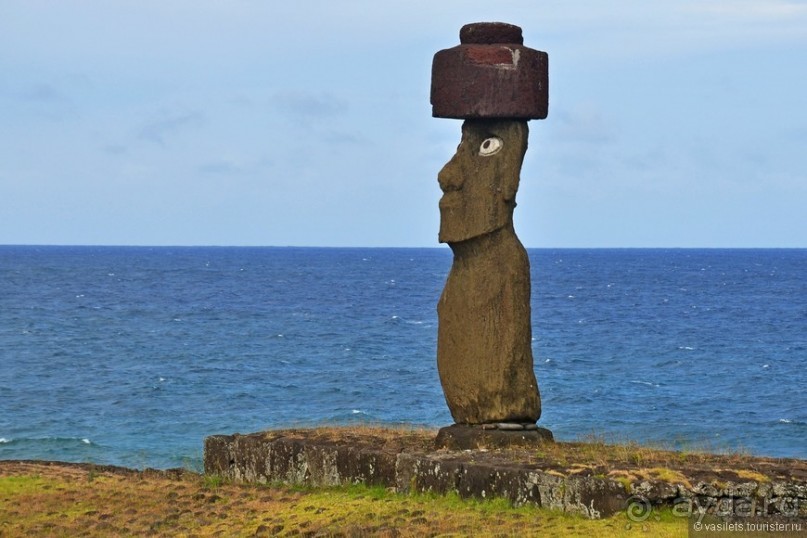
[2, 1, 805, 247]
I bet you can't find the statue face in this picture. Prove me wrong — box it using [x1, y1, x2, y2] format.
[438, 120, 528, 243]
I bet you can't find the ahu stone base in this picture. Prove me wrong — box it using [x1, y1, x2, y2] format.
[204, 428, 807, 521]
[204, 428, 624, 519]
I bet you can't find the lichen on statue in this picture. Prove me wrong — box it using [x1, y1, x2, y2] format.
[436, 119, 541, 425]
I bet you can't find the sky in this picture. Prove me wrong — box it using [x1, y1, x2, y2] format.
[1, 1, 806, 248]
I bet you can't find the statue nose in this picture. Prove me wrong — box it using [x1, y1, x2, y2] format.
[438, 155, 464, 192]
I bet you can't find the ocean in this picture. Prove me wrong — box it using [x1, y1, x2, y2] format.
[1, 246, 805, 469]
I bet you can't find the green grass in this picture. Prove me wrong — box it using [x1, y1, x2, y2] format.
[0, 474, 48, 495]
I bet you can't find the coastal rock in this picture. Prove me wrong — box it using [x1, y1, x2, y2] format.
[631, 479, 680, 501]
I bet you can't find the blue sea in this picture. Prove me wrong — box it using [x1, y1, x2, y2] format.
[1, 246, 805, 469]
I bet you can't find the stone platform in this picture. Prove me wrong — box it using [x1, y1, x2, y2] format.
[435, 423, 554, 450]
[203, 427, 807, 520]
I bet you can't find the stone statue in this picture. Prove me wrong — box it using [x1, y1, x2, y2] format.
[436, 119, 539, 424]
[431, 22, 553, 445]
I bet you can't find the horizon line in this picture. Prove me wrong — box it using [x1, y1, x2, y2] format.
[2, 243, 805, 250]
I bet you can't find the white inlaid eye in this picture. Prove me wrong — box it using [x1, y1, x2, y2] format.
[479, 137, 503, 156]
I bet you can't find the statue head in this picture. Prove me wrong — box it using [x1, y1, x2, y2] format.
[431, 22, 546, 245]
[438, 119, 528, 243]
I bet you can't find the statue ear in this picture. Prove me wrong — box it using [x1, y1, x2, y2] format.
[504, 122, 528, 203]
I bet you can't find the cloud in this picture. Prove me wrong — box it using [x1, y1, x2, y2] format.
[784, 126, 807, 141]
[196, 157, 274, 176]
[197, 161, 240, 175]
[273, 91, 348, 121]
[7, 81, 76, 121]
[19, 83, 68, 103]
[552, 102, 615, 146]
[102, 144, 127, 155]
[320, 129, 364, 146]
[687, 0, 807, 18]
[137, 110, 205, 145]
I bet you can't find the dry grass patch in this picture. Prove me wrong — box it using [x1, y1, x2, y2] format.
[265, 423, 438, 453]
[734, 469, 772, 483]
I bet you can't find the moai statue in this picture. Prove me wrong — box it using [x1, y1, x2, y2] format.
[431, 22, 553, 448]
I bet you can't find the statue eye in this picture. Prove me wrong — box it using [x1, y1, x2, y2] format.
[479, 137, 503, 156]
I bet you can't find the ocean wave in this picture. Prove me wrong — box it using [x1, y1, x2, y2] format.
[388, 315, 429, 326]
[775, 419, 805, 425]
[0, 436, 94, 446]
[630, 380, 661, 388]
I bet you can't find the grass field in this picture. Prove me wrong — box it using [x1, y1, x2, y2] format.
[0, 460, 688, 537]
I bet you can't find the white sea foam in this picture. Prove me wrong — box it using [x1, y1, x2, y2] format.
[0, 438, 10, 443]
[779, 419, 792, 424]
[679, 346, 695, 350]
[351, 409, 363, 414]
[763, 364, 770, 369]
[82, 438, 91, 444]
[631, 380, 660, 388]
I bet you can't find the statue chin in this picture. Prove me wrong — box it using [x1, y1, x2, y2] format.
[438, 202, 511, 245]
[438, 224, 500, 245]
